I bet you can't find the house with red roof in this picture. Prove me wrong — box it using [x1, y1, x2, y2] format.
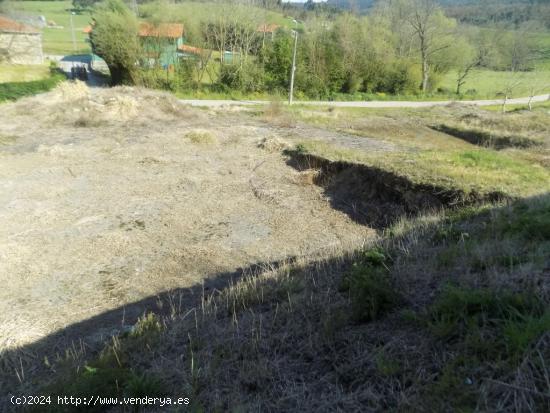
[257, 23, 280, 46]
[139, 22, 185, 67]
[84, 21, 185, 68]
[0, 15, 43, 64]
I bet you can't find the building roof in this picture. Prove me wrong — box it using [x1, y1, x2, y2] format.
[257, 23, 280, 33]
[0, 15, 40, 34]
[178, 44, 208, 55]
[138, 22, 184, 39]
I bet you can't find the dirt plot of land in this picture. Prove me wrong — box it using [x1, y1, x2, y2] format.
[0, 84, 373, 350]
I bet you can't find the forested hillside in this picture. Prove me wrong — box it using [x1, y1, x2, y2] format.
[327, 0, 550, 28]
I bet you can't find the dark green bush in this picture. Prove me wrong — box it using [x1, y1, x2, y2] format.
[429, 285, 548, 359]
[0, 72, 65, 102]
[340, 248, 399, 322]
[219, 62, 266, 93]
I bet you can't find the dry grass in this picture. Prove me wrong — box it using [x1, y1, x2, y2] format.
[1, 88, 549, 412]
[256, 136, 291, 152]
[293, 169, 320, 186]
[185, 129, 218, 145]
[0, 134, 17, 145]
[261, 100, 297, 128]
[6, 194, 547, 412]
[0, 84, 369, 357]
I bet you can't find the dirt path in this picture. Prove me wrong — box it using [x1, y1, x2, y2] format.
[0, 84, 373, 351]
[179, 94, 550, 108]
[46, 54, 108, 87]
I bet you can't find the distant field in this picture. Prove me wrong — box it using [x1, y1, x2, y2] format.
[138, 0, 294, 32]
[10, 1, 91, 55]
[440, 69, 550, 99]
[0, 63, 50, 83]
[532, 30, 550, 69]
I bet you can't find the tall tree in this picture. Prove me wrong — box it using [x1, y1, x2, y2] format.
[90, 0, 141, 85]
[405, 0, 455, 93]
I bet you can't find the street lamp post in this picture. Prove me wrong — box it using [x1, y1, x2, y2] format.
[70, 12, 76, 52]
[288, 19, 298, 105]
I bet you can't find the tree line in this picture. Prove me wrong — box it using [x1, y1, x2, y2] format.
[90, 0, 546, 98]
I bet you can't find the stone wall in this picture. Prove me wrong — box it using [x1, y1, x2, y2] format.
[0, 32, 43, 65]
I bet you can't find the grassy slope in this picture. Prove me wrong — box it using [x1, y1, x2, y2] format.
[0, 63, 50, 83]
[438, 28, 550, 98]
[439, 69, 550, 99]
[0, 70, 64, 101]
[27, 169, 550, 412]
[9, 1, 91, 55]
[288, 104, 550, 200]
[1, 101, 548, 412]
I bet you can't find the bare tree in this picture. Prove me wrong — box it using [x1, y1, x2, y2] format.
[406, 0, 454, 93]
[497, 73, 524, 114]
[527, 81, 550, 111]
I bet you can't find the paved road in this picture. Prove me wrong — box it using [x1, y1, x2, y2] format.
[180, 94, 550, 108]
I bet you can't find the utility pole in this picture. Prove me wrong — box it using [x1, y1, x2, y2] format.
[288, 20, 298, 105]
[70, 12, 76, 52]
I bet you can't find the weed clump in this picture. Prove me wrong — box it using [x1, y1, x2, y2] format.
[257, 136, 291, 152]
[185, 129, 217, 145]
[0, 134, 17, 145]
[340, 248, 399, 322]
[74, 116, 105, 128]
[424, 285, 550, 411]
[130, 312, 163, 339]
[429, 285, 548, 359]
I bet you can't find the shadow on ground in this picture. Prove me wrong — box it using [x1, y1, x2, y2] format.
[0, 256, 302, 407]
[1, 193, 549, 412]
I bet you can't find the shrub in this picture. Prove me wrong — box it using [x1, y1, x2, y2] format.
[123, 373, 166, 398]
[219, 62, 266, 93]
[429, 285, 547, 359]
[340, 248, 399, 322]
[186, 130, 217, 145]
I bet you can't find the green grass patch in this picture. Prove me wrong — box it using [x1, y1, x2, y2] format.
[0, 63, 51, 83]
[340, 248, 399, 323]
[423, 285, 550, 411]
[439, 69, 550, 99]
[294, 139, 550, 199]
[496, 198, 550, 242]
[0, 71, 65, 102]
[432, 195, 550, 272]
[429, 286, 545, 346]
[10, 1, 91, 55]
[483, 100, 550, 112]
[39, 313, 166, 412]
[41, 361, 166, 412]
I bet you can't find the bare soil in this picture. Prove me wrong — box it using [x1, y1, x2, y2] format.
[0, 84, 373, 351]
